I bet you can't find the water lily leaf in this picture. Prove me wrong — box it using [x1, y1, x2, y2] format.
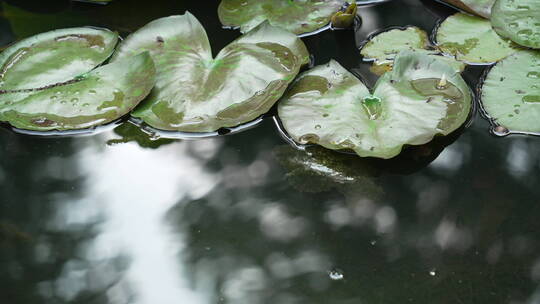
[439, 0, 495, 18]
[436, 13, 519, 64]
[360, 26, 465, 75]
[480, 50, 540, 135]
[491, 0, 540, 49]
[218, 0, 347, 35]
[112, 12, 309, 132]
[0, 27, 118, 91]
[0, 52, 155, 131]
[277, 51, 472, 159]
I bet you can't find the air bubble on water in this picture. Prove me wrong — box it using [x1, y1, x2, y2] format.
[315, 124, 322, 130]
[492, 125, 510, 137]
[329, 269, 344, 281]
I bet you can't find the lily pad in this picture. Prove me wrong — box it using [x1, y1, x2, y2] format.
[491, 0, 540, 49]
[360, 26, 465, 75]
[480, 50, 540, 135]
[218, 0, 348, 35]
[112, 12, 309, 132]
[0, 52, 156, 131]
[277, 51, 472, 159]
[0, 27, 118, 91]
[439, 0, 495, 18]
[436, 12, 519, 64]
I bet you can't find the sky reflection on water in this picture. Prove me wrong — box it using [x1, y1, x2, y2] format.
[1, 0, 540, 303]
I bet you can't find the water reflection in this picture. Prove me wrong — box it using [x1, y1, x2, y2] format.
[2, 0, 540, 303]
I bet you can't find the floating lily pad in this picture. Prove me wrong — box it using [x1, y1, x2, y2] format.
[436, 13, 519, 64]
[112, 12, 308, 132]
[360, 27, 465, 75]
[0, 27, 118, 91]
[491, 0, 540, 49]
[439, 0, 495, 18]
[0, 52, 155, 131]
[480, 50, 540, 135]
[218, 0, 348, 35]
[278, 51, 472, 159]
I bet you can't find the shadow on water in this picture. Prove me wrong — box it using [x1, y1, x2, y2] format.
[2, 1, 540, 304]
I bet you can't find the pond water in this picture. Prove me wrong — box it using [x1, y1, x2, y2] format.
[1, 0, 540, 303]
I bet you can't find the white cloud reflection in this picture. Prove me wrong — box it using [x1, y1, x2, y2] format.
[54, 134, 221, 304]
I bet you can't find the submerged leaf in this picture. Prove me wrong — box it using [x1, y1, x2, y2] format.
[439, 0, 495, 18]
[278, 51, 472, 159]
[360, 26, 465, 75]
[218, 0, 347, 35]
[481, 51, 540, 135]
[273, 145, 382, 195]
[491, 0, 540, 49]
[112, 12, 308, 132]
[0, 52, 155, 131]
[436, 13, 518, 64]
[0, 27, 118, 91]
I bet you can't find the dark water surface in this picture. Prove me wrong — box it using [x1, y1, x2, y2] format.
[1, 0, 540, 303]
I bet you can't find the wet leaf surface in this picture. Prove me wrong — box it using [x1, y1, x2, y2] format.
[481, 50, 540, 135]
[491, 0, 540, 49]
[438, 0, 495, 18]
[0, 27, 118, 91]
[278, 51, 472, 159]
[360, 26, 465, 75]
[112, 12, 308, 132]
[218, 0, 347, 35]
[436, 12, 519, 64]
[0, 52, 155, 131]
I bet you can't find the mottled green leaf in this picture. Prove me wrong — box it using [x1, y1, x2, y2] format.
[360, 26, 465, 75]
[0, 52, 155, 131]
[491, 0, 540, 49]
[112, 12, 309, 132]
[278, 51, 472, 159]
[436, 13, 519, 64]
[481, 50, 540, 135]
[439, 0, 495, 18]
[0, 27, 118, 91]
[218, 0, 347, 35]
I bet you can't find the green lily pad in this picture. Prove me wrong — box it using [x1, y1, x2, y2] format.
[112, 12, 309, 132]
[0, 52, 155, 131]
[491, 0, 540, 49]
[218, 0, 348, 35]
[439, 0, 495, 18]
[277, 51, 472, 159]
[480, 50, 540, 135]
[360, 26, 465, 75]
[0, 27, 118, 91]
[436, 13, 519, 64]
